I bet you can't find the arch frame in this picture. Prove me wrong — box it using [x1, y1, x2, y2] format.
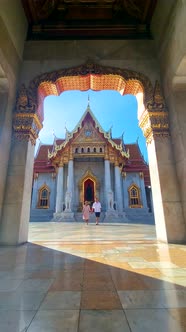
[5, 61, 185, 244]
[14, 62, 170, 146]
[16, 62, 152, 116]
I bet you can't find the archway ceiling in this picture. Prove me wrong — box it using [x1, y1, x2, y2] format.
[21, 0, 157, 40]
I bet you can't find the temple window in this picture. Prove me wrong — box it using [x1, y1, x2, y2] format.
[75, 147, 78, 153]
[128, 184, 142, 208]
[93, 147, 96, 153]
[87, 147, 90, 153]
[38, 185, 50, 208]
[100, 147, 102, 153]
[81, 147, 84, 153]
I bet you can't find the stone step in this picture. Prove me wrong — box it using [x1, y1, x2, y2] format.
[74, 212, 105, 223]
[30, 209, 54, 222]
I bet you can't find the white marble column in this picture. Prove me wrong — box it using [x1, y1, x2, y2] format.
[114, 164, 123, 212]
[68, 160, 74, 192]
[55, 165, 64, 213]
[147, 136, 186, 243]
[149, 188, 154, 213]
[104, 159, 112, 209]
[0, 92, 12, 223]
[139, 174, 148, 209]
[65, 159, 74, 211]
[0, 139, 35, 245]
[122, 173, 128, 209]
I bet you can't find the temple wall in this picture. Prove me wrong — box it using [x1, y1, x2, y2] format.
[123, 173, 147, 209]
[29, 162, 151, 220]
[31, 173, 56, 210]
[21, 39, 160, 87]
[122, 173, 154, 224]
[152, 0, 186, 223]
[30, 173, 56, 222]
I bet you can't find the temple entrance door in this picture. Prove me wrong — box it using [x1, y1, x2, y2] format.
[84, 179, 94, 204]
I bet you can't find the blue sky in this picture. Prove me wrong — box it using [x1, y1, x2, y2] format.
[36, 90, 148, 162]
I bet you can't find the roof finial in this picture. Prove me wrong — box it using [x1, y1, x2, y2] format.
[52, 129, 56, 138]
[87, 95, 90, 107]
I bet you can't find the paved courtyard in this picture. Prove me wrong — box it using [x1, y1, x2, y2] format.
[0, 222, 185, 331]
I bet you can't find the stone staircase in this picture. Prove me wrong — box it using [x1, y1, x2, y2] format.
[125, 211, 155, 225]
[30, 209, 54, 222]
[30, 209, 154, 225]
[75, 211, 154, 224]
[74, 212, 105, 223]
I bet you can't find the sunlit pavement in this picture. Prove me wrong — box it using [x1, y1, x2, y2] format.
[0, 222, 185, 331]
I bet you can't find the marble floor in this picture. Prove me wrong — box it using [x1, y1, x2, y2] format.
[0, 222, 186, 331]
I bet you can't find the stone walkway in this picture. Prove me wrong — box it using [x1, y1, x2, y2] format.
[0, 222, 185, 331]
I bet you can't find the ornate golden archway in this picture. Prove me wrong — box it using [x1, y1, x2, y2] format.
[22, 62, 152, 122]
[9, 61, 185, 245]
[14, 62, 169, 146]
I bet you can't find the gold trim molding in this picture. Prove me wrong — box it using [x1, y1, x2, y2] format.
[139, 81, 170, 144]
[139, 111, 169, 144]
[78, 169, 99, 205]
[27, 61, 153, 122]
[13, 113, 43, 145]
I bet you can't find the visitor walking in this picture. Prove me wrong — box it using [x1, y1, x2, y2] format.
[82, 201, 91, 225]
[92, 197, 101, 225]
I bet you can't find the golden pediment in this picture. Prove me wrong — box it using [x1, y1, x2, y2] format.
[73, 122, 106, 144]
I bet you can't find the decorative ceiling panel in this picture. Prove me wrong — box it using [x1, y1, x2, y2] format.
[21, 0, 157, 39]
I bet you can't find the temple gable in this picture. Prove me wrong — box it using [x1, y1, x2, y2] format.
[72, 119, 107, 145]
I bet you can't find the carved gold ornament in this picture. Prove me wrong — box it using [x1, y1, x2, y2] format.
[139, 110, 169, 144]
[13, 113, 43, 145]
[139, 81, 170, 144]
[29, 61, 153, 121]
[16, 84, 37, 112]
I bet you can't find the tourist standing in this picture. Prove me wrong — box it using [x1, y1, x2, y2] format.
[82, 201, 91, 225]
[92, 197, 101, 225]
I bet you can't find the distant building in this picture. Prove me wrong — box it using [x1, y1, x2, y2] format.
[30, 104, 154, 223]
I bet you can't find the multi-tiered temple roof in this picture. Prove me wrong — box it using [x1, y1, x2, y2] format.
[34, 106, 150, 186]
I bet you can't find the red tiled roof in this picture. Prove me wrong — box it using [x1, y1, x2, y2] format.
[34, 144, 55, 173]
[125, 144, 143, 160]
[112, 138, 121, 145]
[55, 139, 65, 145]
[34, 141, 151, 185]
[35, 144, 53, 161]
